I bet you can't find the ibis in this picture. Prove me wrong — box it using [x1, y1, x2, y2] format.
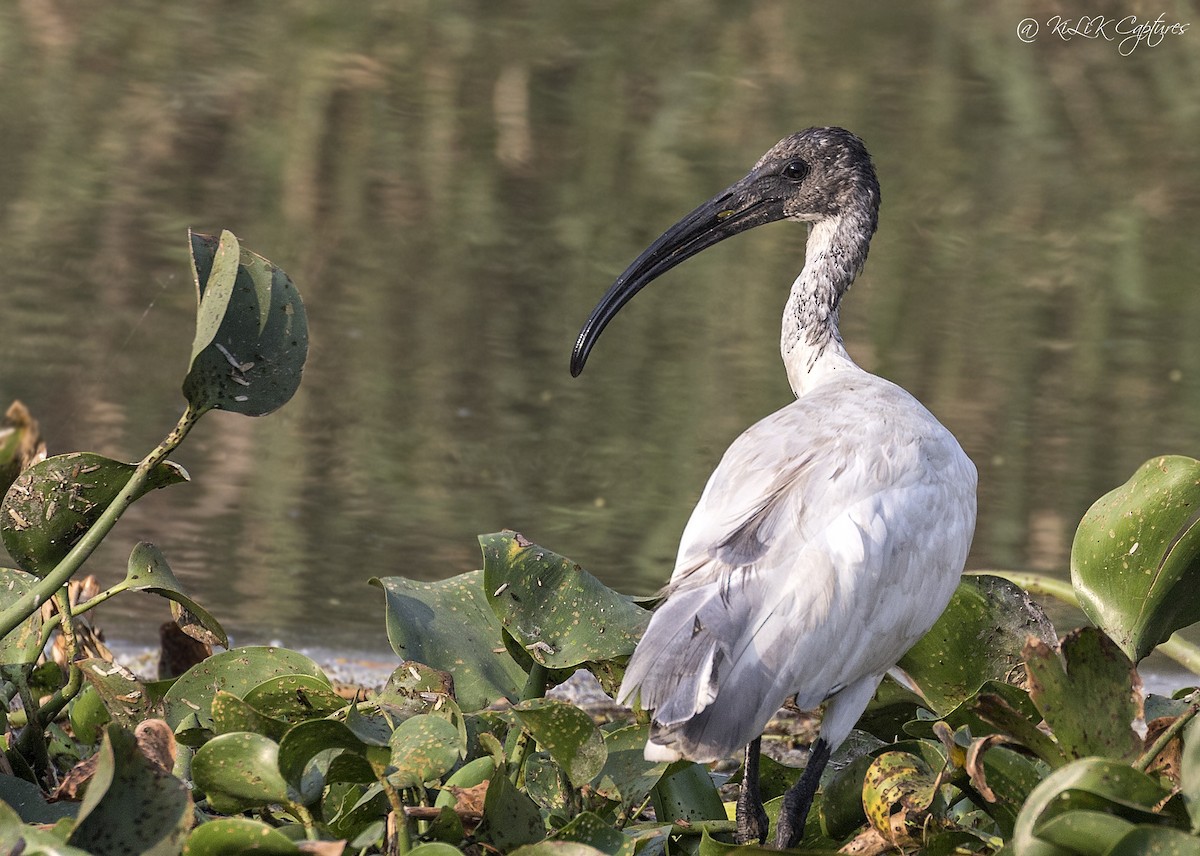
[570, 128, 977, 848]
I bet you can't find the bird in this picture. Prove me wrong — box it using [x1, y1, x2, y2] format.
[569, 128, 977, 848]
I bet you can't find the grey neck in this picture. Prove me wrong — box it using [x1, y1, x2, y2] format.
[781, 213, 873, 396]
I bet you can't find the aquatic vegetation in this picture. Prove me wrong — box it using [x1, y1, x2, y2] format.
[2, 234, 1200, 854]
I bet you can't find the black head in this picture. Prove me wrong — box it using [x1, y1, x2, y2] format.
[571, 127, 880, 376]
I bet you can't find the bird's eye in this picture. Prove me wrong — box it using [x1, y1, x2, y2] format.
[781, 160, 809, 182]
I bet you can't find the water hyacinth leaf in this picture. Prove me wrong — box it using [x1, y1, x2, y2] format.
[508, 846, 610, 856]
[183, 817, 301, 855]
[819, 753, 873, 840]
[0, 800, 89, 856]
[1107, 826, 1200, 854]
[524, 752, 571, 814]
[0, 566, 41, 664]
[0, 773, 79, 823]
[377, 660, 455, 720]
[898, 575, 1057, 715]
[1023, 628, 1142, 761]
[1071, 455, 1200, 663]
[862, 751, 940, 838]
[435, 756, 496, 808]
[593, 723, 670, 813]
[189, 230, 240, 370]
[77, 657, 151, 724]
[512, 698, 607, 788]
[183, 230, 308, 417]
[1181, 719, 1200, 832]
[421, 807, 467, 845]
[125, 542, 227, 647]
[161, 646, 329, 729]
[1, 453, 188, 576]
[553, 812, 626, 853]
[68, 724, 193, 855]
[481, 531, 650, 670]
[1034, 810, 1135, 854]
[389, 713, 462, 788]
[278, 719, 368, 795]
[69, 683, 112, 744]
[408, 846, 468, 856]
[1011, 758, 1177, 856]
[372, 569, 527, 711]
[477, 769, 546, 851]
[650, 760, 727, 823]
[190, 732, 292, 812]
[242, 674, 346, 722]
[210, 691, 287, 741]
[966, 742, 1044, 837]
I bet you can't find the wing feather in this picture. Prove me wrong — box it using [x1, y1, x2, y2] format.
[617, 374, 977, 762]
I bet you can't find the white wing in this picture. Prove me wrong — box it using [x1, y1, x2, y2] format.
[617, 372, 976, 762]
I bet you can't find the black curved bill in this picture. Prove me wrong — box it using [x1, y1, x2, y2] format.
[570, 175, 787, 377]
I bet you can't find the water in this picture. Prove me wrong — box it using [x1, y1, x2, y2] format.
[1, 3, 1198, 660]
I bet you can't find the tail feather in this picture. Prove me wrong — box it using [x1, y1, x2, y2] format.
[618, 582, 790, 762]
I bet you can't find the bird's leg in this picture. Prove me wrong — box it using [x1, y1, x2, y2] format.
[735, 737, 769, 844]
[773, 738, 831, 849]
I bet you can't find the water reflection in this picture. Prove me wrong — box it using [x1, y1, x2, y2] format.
[1, 2, 1198, 653]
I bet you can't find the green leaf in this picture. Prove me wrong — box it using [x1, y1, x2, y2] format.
[161, 646, 329, 730]
[819, 753, 873, 840]
[189, 229, 241, 369]
[69, 683, 112, 744]
[524, 751, 571, 814]
[0, 798, 90, 856]
[242, 674, 346, 722]
[77, 657, 151, 725]
[553, 812, 626, 853]
[1180, 718, 1200, 833]
[1107, 826, 1200, 855]
[481, 531, 650, 670]
[1071, 455, 1200, 663]
[966, 742, 1044, 837]
[389, 713, 462, 788]
[0, 773, 79, 823]
[372, 569, 528, 711]
[478, 767, 546, 850]
[435, 756, 497, 808]
[211, 691, 288, 740]
[967, 682, 1069, 768]
[277, 719, 367, 796]
[377, 661, 456, 720]
[513, 698, 607, 788]
[593, 724, 670, 815]
[1012, 757, 1178, 856]
[0, 566, 42, 664]
[1034, 810, 1136, 855]
[125, 542, 227, 647]
[408, 844, 468, 856]
[68, 723, 194, 856]
[1024, 628, 1141, 761]
[1, 453, 188, 576]
[650, 760, 726, 824]
[190, 732, 292, 813]
[183, 817, 301, 855]
[183, 230, 308, 417]
[508, 846, 610, 856]
[899, 574, 1057, 715]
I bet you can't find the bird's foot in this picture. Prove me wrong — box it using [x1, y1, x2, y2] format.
[735, 783, 769, 845]
[735, 737, 768, 845]
[773, 738, 831, 849]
